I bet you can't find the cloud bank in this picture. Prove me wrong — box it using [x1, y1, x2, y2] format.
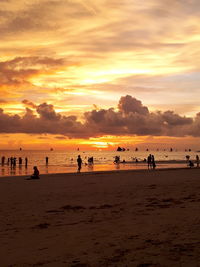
[0, 95, 199, 138]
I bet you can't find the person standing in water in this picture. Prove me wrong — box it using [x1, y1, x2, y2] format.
[152, 155, 156, 169]
[77, 155, 82, 172]
[147, 154, 152, 169]
[45, 157, 49, 165]
[196, 155, 199, 168]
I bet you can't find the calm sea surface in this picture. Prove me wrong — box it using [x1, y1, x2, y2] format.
[0, 150, 198, 177]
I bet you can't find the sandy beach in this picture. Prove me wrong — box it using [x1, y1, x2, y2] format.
[1, 168, 200, 267]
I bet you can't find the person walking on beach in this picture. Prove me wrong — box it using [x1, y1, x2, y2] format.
[77, 155, 82, 172]
[147, 154, 152, 169]
[196, 155, 199, 168]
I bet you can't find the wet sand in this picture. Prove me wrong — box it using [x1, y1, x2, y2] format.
[0, 161, 189, 177]
[1, 168, 200, 266]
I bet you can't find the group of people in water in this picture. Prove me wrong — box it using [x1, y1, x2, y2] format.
[114, 154, 157, 169]
[1, 152, 200, 178]
[1, 156, 28, 168]
[0, 156, 50, 168]
[186, 154, 199, 168]
[77, 155, 94, 172]
[28, 153, 200, 178]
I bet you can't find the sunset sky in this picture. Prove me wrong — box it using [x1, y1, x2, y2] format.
[0, 0, 200, 150]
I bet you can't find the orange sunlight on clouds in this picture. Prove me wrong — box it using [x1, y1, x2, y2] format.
[1, 0, 200, 149]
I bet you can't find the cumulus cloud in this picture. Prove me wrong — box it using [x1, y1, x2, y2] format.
[36, 103, 61, 121]
[118, 95, 149, 115]
[0, 104, 88, 138]
[85, 95, 195, 137]
[0, 95, 199, 138]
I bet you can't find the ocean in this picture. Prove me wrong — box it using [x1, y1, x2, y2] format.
[0, 149, 198, 177]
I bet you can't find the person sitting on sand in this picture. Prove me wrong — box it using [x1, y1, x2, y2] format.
[31, 166, 40, 179]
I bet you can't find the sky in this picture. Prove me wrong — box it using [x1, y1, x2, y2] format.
[0, 0, 200, 150]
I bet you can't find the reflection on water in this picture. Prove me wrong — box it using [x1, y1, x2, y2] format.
[0, 162, 190, 177]
[87, 164, 94, 172]
[115, 163, 120, 170]
[0, 149, 196, 177]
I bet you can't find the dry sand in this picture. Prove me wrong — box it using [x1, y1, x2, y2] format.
[0, 168, 200, 267]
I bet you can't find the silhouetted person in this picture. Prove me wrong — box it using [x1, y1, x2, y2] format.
[189, 160, 194, 168]
[186, 155, 190, 165]
[25, 157, 28, 168]
[13, 157, 16, 167]
[10, 157, 13, 167]
[1, 156, 5, 166]
[152, 155, 156, 169]
[77, 155, 82, 172]
[88, 157, 94, 164]
[114, 155, 120, 164]
[31, 166, 40, 179]
[196, 155, 199, 168]
[45, 157, 49, 165]
[147, 154, 152, 169]
[19, 157, 22, 165]
[91, 157, 94, 164]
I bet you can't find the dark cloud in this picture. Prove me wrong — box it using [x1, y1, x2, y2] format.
[36, 103, 61, 121]
[0, 95, 197, 138]
[161, 110, 192, 126]
[118, 95, 149, 115]
[0, 104, 88, 138]
[84, 95, 194, 137]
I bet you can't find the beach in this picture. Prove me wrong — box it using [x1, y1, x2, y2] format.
[1, 168, 200, 266]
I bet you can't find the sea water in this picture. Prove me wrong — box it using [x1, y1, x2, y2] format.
[0, 150, 198, 177]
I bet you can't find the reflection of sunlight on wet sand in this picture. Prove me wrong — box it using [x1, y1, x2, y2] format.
[0, 162, 189, 177]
